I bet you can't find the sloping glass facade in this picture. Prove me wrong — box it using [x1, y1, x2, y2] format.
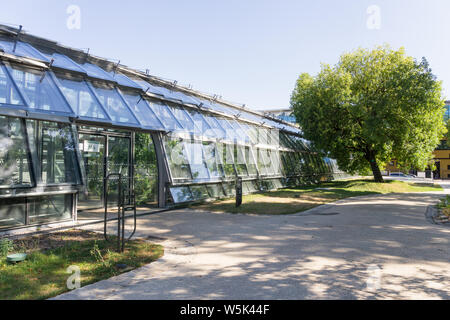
[0, 24, 346, 230]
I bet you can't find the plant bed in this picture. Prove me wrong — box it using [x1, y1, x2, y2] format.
[434, 195, 450, 224]
[0, 229, 164, 300]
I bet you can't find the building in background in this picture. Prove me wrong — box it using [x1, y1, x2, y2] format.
[264, 108, 297, 124]
[384, 101, 450, 178]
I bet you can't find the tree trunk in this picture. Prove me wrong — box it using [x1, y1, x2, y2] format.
[368, 156, 384, 183]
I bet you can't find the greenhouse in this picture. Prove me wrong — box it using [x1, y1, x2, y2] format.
[0, 24, 344, 231]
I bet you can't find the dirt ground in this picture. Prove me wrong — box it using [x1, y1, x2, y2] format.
[12, 229, 104, 253]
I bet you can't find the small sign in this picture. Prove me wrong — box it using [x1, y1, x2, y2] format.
[236, 177, 243, 208]
[83, 140, 101, 153]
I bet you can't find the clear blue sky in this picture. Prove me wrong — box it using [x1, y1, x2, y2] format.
[1, 0, 449, 110]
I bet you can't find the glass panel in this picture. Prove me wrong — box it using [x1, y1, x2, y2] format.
[0, 116, 32, 187]
[217, 118, 235, 141]
[185, 109, 212, 136]
[257, 148, 271, 176]
[79, 62, 116, 81]
[31, 44, 86, 73]
[243, 181, 259, 194]
[238, 122, 258, 144]
[206, 184, 225, 198]
[218, 143, 235, 177]
[131, 79, 165, 96]
[135, 133, 158, 207]
[78, 133, 105, 211]
[164, 136, 191, 180]
[235, 145, 248, 176]
[29, 120, 79, 184]
[258, 127, 269, 145]
[170, 90, 201, 105]
[107, 136, 131, 206]
[228, 119, 249, 143]
[170, 186, 193, 203]
[111, 72, 142, 89]
[8, 65, 73, 114]
[222, 182, 236, 196]
[120, 90, 164, 129]
[55, 75, 108, 120]
[269, 129, 280, 147]
[28, 194, 73, 224]
[191, 185, 209, 200]
[203, 114, 226, 140]
[203, 142, 223, 179]
[168, 104, 195, 132]
[291, 152, 303, 174]
[269, 150, 282, 175]
[184, 140, 210, 181]
[0, 198, 26, 229]
[149, 100, 183, 131]
[92, 82, 139, 125]
[0, 38, 48, 61]
[0, 64, 25, 106]
[245, 146, 258, 176]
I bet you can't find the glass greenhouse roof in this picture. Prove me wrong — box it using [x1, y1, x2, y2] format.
[0, 29, 301, 136]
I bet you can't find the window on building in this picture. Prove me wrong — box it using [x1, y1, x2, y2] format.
[26, 120, 80, 184]
[0, 116, 32, 188]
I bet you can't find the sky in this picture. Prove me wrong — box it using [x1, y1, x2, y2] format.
[1, 0, 449, 110]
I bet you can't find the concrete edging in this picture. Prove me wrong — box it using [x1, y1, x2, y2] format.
[425, 205, 450, 226]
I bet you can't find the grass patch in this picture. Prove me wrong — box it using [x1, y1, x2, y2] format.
[0, 229, 164, 300]
[194, 179, 442, 215]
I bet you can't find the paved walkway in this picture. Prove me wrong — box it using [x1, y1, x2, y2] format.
[54, 190, 450, 300]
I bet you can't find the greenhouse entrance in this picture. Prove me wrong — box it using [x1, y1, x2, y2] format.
[77, 127, 159, 221]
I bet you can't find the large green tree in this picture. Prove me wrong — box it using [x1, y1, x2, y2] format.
[291, 45, 446, 182]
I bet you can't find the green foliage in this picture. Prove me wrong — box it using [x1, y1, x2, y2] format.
[0, 239, 14, 257]
[0, 236, 163, 300]
[436, 195, 450, 209]
[291, 45, 446, 182]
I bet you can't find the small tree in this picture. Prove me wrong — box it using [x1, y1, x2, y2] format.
[291, 45, 446, 182]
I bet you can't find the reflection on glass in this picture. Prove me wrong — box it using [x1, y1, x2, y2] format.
[0, 64, 24, 106]
[203, 142, 223, 179]
[184, 141, 210, 181]
[8, 65, 73, 114]
[191, 185, 209, 200]
[148, 100, 183, 131]
[245, 146, 258, 176]
[206, 184, 225, 198]
[170, 186, 193, 203]
[164, 136, 191, 180]
[121, 90, 164, 129]
[28, 194, 72, 224]
[29, 120, 79, 184]
[93, 82, 138, 124]
[134, 133, 158, 206]
[56, 75, 108, 120]
[0, 116, 32, 187]
[235, 145, 248, 176]
[0, 198, 26, 228]
[78, 133, 105, 210]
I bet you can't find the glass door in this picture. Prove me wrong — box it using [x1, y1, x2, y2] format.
[78, 134, 106, 211]
[106, 136, 131, 206]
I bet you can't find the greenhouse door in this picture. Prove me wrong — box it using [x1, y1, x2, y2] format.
[78, 133, 106, 211]
[77, 130, 132, 216]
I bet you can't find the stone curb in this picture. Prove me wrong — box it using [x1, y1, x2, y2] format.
[425, 205, 450, 226]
